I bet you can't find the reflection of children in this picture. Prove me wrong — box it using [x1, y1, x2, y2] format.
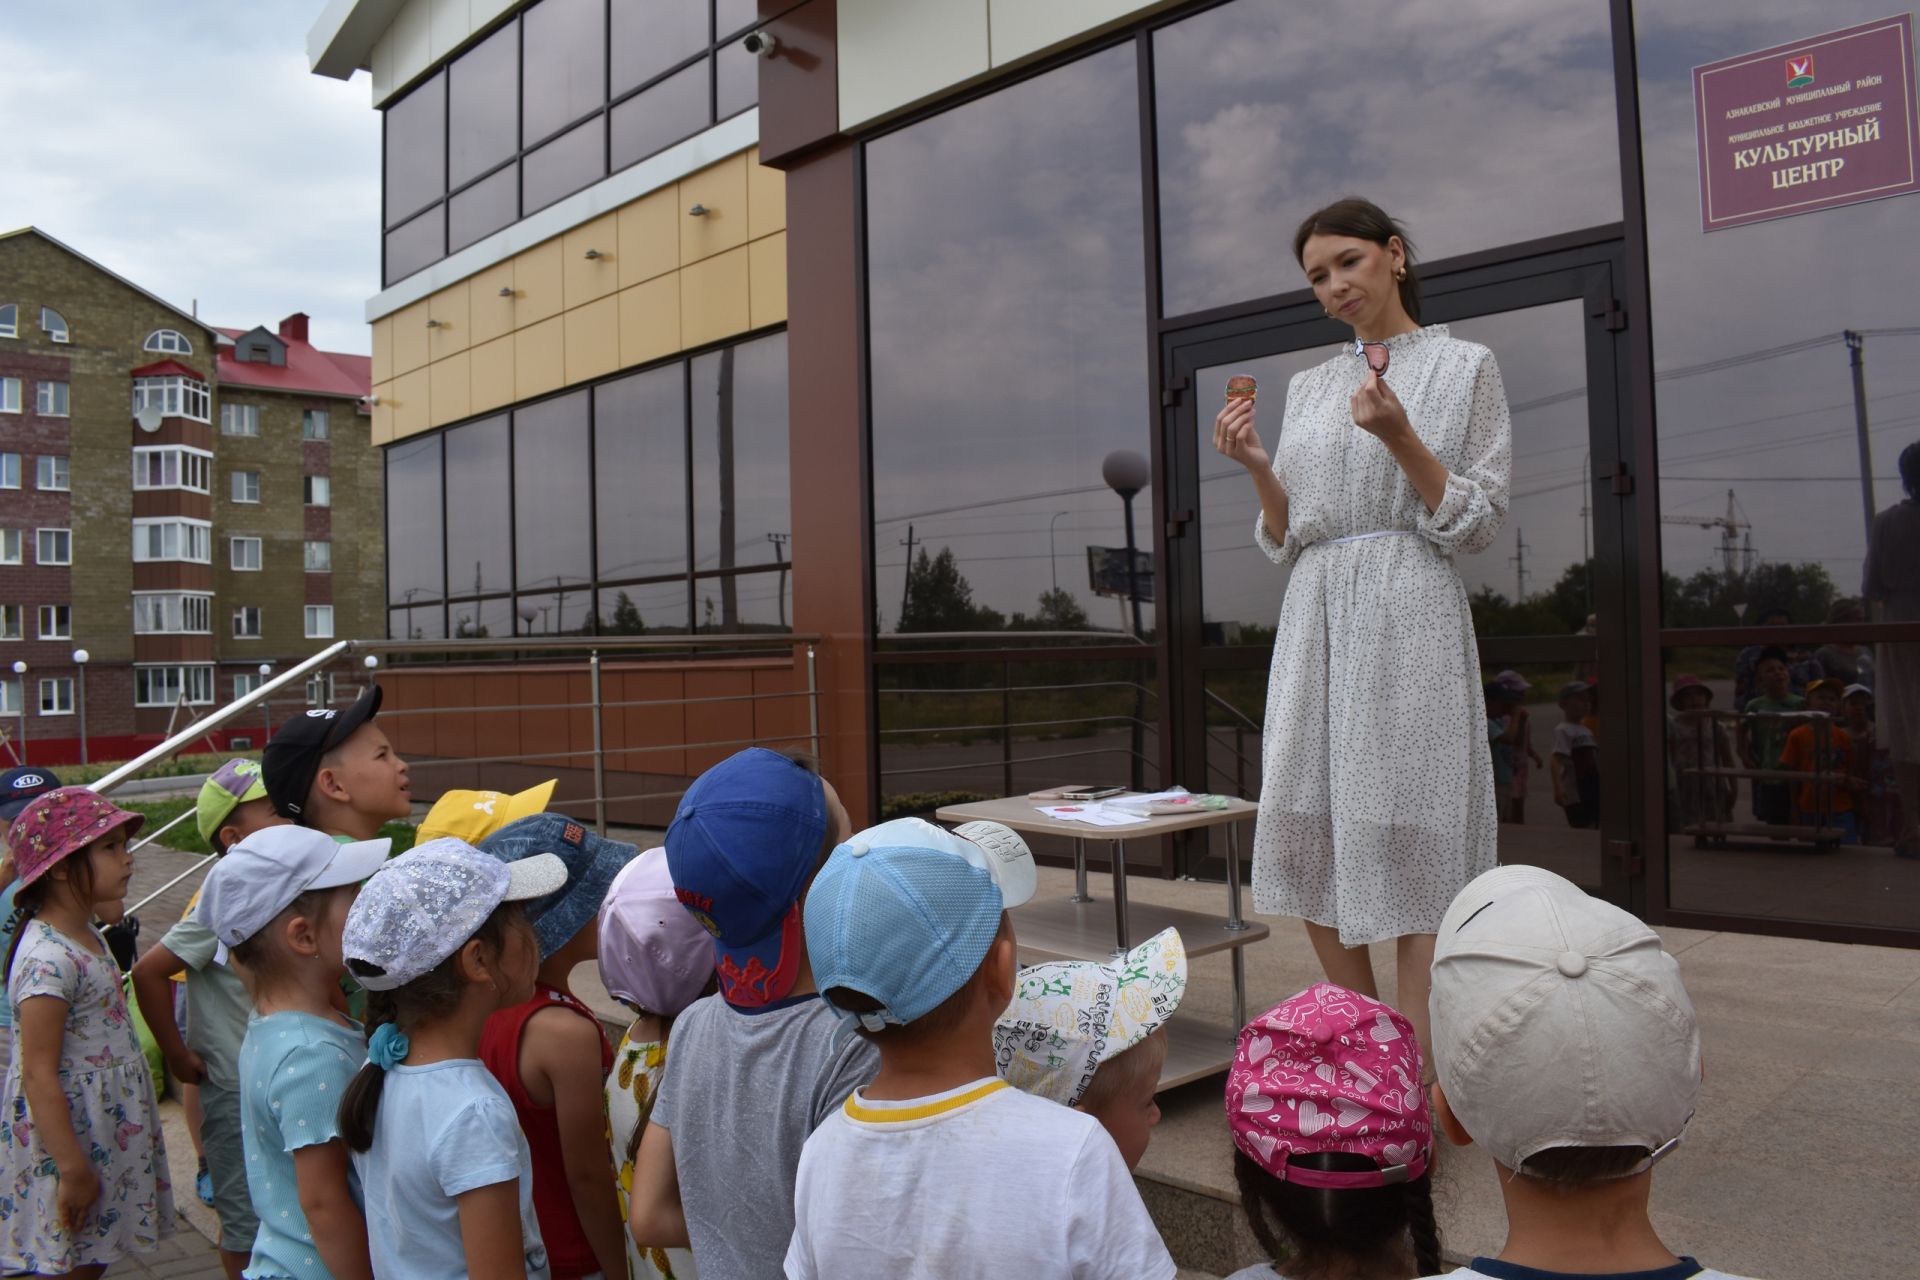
[1667, 676, 1736, 838]
[1780, 679, 1863, 843]
[1492, 671, 1542, 824]
[1740, 648, 1806, 826]
[1551, 682, 1600, 829]
[1484, 685, 1516, 823]
[1844, 685, 1901, 845]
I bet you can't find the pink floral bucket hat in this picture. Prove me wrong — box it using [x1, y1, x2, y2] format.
[8, 787, 145, 888]
[1225, 982, 1432, 1188]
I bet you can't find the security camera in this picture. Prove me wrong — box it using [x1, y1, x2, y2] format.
[742, 30, 779, 58]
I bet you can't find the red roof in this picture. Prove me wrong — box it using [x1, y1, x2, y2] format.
[130, 358, 205, 381]
[214, 324, 370, 400]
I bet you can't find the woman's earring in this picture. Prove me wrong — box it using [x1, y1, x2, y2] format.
[1395, 266, 1407, 282]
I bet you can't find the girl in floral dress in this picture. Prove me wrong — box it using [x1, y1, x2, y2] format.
[2, 787, 174, 1277]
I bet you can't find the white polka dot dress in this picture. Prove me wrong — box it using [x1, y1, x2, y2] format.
[1250, 325, 1510, 945]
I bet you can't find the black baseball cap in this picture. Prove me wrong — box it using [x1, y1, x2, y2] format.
[0, 767, 62, 822]
[262, 684, 383, 820]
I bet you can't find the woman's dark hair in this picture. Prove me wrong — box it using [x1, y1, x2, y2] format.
[338, 901, 523, 1152]
[1234, 1149, 1441, 1279]
[1900, 439, 1919, 499]
[4, 856, 99, 983]
[1292, 197, 1422, 323]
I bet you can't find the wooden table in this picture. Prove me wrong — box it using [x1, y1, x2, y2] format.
[934, 794, 1267, 1089]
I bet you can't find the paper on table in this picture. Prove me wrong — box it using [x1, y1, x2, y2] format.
[1105, 787, 1192, 813]
[1037, 804, 1151, 827]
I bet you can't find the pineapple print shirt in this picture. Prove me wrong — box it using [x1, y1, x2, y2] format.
[606, 1024, 695, 1280]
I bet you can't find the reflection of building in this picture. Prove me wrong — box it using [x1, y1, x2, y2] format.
[0, 228, 374, 762]
[313, 1, 1920, 945]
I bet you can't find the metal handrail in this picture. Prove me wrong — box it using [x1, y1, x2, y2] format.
[1204, 687, 1261, 733]
[875, 629, 1151, 646]
[357, 633, 816, 655]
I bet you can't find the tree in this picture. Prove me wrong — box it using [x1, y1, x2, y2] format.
[603, 591, 645, 635]
[1663, 560, 1837, 628]
[1010, 588, 1093, 632]
[898, 547, 1004, 632]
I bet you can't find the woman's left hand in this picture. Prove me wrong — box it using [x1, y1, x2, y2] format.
[1351, 371, 1412, 444]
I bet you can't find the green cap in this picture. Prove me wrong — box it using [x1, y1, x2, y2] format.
[198, 758, 269, 845]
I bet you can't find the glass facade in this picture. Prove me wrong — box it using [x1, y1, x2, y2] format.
[381, 0, 767, 284]
[384, 331, 789, 639]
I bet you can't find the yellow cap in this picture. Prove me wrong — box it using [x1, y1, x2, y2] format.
[415, 780, 558, 845]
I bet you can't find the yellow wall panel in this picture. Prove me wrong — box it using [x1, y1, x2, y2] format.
[746, 149, 786, 241]
[469, 334, 515, 414]
[749, 233, 788, 329]
[680, 246, 751, 349]
[679, 153, 749, 267]
[470, 260, 516, 345]
[429, 350, 472, 427]
[371, 317, 393, 385]
[392, 367, 430, 439]
[617, 186, 680, 288]
[515, 237, 565, 326]
[370, 380, 394, 444]
[515, 314, 565, 400]
[565, 295, 620, 386]
[563, 214, 621, 309]
[618, 274, 681, 368]
[428, 279, 471, 360]
[392, 297, 431, 376]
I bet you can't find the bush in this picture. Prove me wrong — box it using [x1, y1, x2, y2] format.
[878, 790, 990, 822]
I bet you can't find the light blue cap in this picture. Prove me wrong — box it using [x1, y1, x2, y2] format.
[804, 818, 1035, 1032]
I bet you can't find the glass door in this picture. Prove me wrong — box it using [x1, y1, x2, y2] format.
[1157, 239, 1638, 905]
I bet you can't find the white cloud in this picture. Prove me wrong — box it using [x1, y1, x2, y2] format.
[0, 3, 378, 353]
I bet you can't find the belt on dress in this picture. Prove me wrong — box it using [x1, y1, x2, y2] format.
[1318, 529, 1422, 547]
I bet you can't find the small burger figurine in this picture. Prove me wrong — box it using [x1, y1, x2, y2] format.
[1225, 374, 1258, 402]
[1355, 340, 1390, 378]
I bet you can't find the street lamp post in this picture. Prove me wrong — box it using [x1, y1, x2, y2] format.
[1048, 511, 1070, 595]
[72, 650, 89, 765]
[9, 661, 25, 766]
[1101, 451, 1150, 792]
[258, 663, 273, 742]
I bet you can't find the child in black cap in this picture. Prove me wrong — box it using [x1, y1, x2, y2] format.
[262, 684, 412, 841]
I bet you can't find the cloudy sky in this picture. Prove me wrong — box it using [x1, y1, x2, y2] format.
[1, 3, 378, 353]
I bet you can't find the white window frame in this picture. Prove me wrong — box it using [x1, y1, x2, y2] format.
[40, 307, 68, 343]
[0, 378, 19, 414]
[0, 605, 20, 640]
[37, 605, 70, 640]
[230, 535, 262, 571]
[132, 375, 210, 424]
[231, 470, 261, 504]
[35, 455, 68, 492]
[304, 540, 332, 572]
[233, 672, 264, 699]
[304, 604, 335, 639]
[231, 605, 262, 639]
[143, 329, 194, 355]
[0, 452, 17, 486]
[0, 680, 19, 715]
[306, 672, 337, 707]
[131, 445, 212, 493]
[220, 403, 260, 437]
[131, 517, 210, 564]
[0, 304, 15, 338]
[38, 678, 73, 716]
[303, 474, 331, 507]
[133, 592, 212, 635]
[134, 664, 214, 708]
[0, 529, 18, 564]
[302, 409, 330, 440]
[35, 528, 71, 565]
[34, 381, 68, 417]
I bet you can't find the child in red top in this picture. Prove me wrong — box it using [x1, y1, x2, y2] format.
[1779, 678, 1864, 843]
[477, 813, 637, 1280]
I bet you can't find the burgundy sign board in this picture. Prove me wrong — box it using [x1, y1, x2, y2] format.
[1694, 14, 1920, 231]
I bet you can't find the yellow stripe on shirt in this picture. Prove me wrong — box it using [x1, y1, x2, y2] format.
[842, 1078, 1009, 1124]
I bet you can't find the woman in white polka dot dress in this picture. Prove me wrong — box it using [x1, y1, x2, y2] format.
[1212, 199, 1509, 1059]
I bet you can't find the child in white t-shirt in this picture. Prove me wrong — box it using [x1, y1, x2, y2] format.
[787, 818, 1176, 1280]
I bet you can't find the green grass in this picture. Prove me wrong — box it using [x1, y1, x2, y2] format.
[55, 752, 262, 788]
[122, 797, 418, 858]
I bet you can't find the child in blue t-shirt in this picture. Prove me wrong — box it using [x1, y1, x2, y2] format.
[199, 824, 393, 1280]
[338, 838, 568, 1280]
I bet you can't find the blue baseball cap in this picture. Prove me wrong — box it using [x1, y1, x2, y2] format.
[664, 748, 827, 1008]
[805, 818, 1037, 1032]
[480, 813, 638, 960]
[0, 768, 61, 822]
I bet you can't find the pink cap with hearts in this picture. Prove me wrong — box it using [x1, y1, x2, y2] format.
[1225, 983, 1432, 1189]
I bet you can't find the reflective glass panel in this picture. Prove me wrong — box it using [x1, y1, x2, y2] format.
[716, 0, 756, 41]
[444, 415, 513, 596]
[598, 581, 689, 634]
[611, 61, 710, 172]
[449, 165, 519, 252]
[513, 590, 595, 636]
[522, 0, 607, 143]
[386, 434, 443, 605]
[692, 334, 790, 585]
[867, 46, 1153, 637]
[1153, 0, 1620, 317]
[1636, 2, 1920, 619]
[391, 603, 447, 641]
[611, 0, 709, 96]
[384, 71, 445, 226]
[513, 391, 593, 596]
[449, 20, 520, 187]
[523, 115, 606, 214]
[716, 35, 758, 120]
[384, 208, 445, 286]
[596, 364, 688, 584]
[696, 569, 791, 633]
[449, 595, 515, 641]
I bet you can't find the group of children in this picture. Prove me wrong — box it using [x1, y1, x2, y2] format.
[0, 683, 1754, 1280]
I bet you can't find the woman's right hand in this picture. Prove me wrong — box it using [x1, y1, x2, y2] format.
[57, 1161, 100, 1234]
[1212, 398, 1270, 473]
